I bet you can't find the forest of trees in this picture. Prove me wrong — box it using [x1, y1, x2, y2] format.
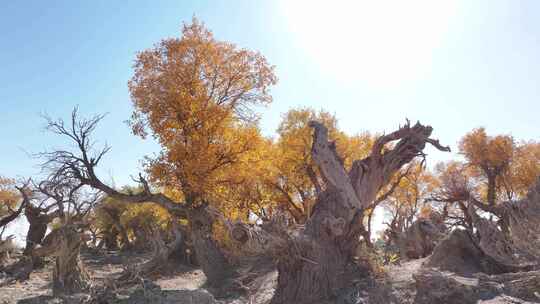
[1, 19, 540, 304]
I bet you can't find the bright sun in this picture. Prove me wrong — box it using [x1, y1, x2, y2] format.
[281, 0, 460, 88]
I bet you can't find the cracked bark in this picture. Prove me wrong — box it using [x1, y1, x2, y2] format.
[33, 225, 91, 296]
[228, 120, 450, 304]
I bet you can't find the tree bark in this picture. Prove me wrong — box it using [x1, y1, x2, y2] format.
[33, 225, 90, 296]
[190, 206, 235, 286]
[120, 222, 184, 280]
[272, 189, 359, 304]
[229, 120, 450, 304]
[487, 173, 497, 206]
[466, 178, 540, 271]
[23, 205, 57, 258]
[415, 268, 540, 304]
[101, 206, 131, 250]
[275, 121, 449, 303]
[51, 252, 90, 296]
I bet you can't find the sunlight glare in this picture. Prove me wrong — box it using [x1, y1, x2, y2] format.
[281, 0, 459, 88]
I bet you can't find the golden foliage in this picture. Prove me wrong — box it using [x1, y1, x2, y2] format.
[270, 107, 374, 222]
[127, 17, 277, 205]
[459, 128, 514, 172]
[0, 176, 19, 217]
[384, 162, 437, 217]
[93, 187, 172, 245]
[500, 141, 540, 199]
[433, 160, 474, 202]
[459, 128, 540, 202]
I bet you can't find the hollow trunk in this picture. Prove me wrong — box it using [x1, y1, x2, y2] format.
[169, 227, 195, 265]
[190, 206, 234, 286]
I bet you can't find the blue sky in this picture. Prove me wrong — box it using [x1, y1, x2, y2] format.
[1, 0, 540, 244]
[1, 0, 540, 186]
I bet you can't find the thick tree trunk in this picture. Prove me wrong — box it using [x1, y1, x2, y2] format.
[190, 206, 235, 286]
[51, 252, 90, 296]
[229, 120, 450, 304]
[395, 215, 445, 261]
[33, 225, 91, 296]
[274, 122, 448, 303]
[466, 179, 540, 271]
[120, 223, 184, 280]
[101, 207, 131, 250]
[273, 242, 350, 304]
[272, 188, 365, 304]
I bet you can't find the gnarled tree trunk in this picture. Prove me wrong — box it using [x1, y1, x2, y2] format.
[190, 206, 235, 286]
[120, 221, 184, 280]
[395, 214, 446, 260]
[23, 205, 51, 256]
[33, 225, 90, 296]
[229, 120, 450, 304]
[272, 190, 361, 304]
[467, 190, 540, 271]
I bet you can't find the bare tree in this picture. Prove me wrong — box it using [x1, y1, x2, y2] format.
[40, 108, 234, 285]
[34, 182, 97, 295]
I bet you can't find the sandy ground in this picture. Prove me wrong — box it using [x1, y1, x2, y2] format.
[0, 252, 426, 304]
[0, 251, 209, 304]
[0, 251, 280, 304]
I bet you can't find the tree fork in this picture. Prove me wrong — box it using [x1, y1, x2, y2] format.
[226, 120, 450, 303]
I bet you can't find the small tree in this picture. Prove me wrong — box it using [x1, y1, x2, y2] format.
[459, 128, 514, 206]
